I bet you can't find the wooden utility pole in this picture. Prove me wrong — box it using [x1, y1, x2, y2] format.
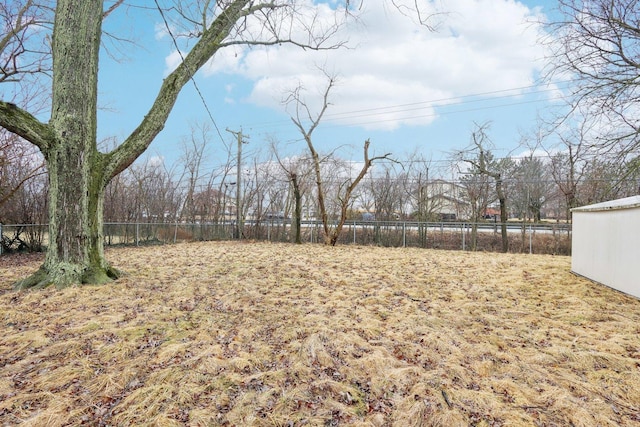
[226, 128, 249, 239]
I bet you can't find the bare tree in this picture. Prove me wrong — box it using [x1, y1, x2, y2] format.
[179, 121, 212, 223]
[459, 164, 492, 251]
[546, 122, 591, 220]
[0, 130, 45, 211]
[579, 156, 639, 203]
[127, 157, 184, 223]
[544, 107, 640, 219]
[0, 0, 53, 85]
[402, 153, 442, 221]
[368, 162, 405, 221]
[286, 75, 334, 243]
[272, 139, 314, 244]
[287, 75, 393, 246]
[549, 0, 640, 158]
[103, 168, 129, 222]
[243, 151, 274, 239]
[455, 123, 510, 252]
[512, 156, 551, 222]
[330, 142, 394, 245]
[0, 0, 51, 214]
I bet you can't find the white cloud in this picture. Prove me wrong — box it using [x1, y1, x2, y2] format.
[164, 50, 182, 76]
[147, 155, 165, 168]
[170, 0, 550, 130]
[154, 22, 168, 41]
[203, 47, 245, 75]
[223, 84, 236, 104]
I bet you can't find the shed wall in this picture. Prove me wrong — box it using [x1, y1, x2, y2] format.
[572, 204, 640, 299]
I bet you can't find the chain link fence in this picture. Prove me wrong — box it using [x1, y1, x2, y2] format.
[1, 220, 571, 256]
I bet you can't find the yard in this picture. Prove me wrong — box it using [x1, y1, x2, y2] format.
[1, 242, 639, 426]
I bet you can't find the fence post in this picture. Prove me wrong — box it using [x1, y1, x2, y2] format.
[403, 222, 406, 248]
[174, 221, 178, 244]
[529, 223, 533, 254]
[462, 223, 466, 251]
[136, 222, 139, 246]
[353, 221, 356, 244]
[425, 222, 428, 248]
[0, 223, 2, 255]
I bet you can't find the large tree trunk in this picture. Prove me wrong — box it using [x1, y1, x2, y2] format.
[15, 0, 118, 289]
[328, 199, 350, 246]
[19, 162, 121, 289]
[291, 173, 302, 244]
[326, 140, 391, 246]
[309, 147, 331, 244]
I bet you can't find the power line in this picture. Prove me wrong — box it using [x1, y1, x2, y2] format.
[144, 4, 575, 145]
[120, 3, 577, 146]
[323, 97, 564, 129]
[313, 82, 569, 121]
[237, 80, 575, 132]
[153, 0, 228, 150]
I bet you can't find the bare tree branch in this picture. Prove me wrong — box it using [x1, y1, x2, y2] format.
[105, 1, 347, 182]
[548, 0, 640, 155]
[103, 0, 125, 19]
[0, 0, 54, 83]
[0, 101, 53, 150]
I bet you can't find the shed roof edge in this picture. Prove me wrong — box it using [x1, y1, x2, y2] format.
[571, 195, 640, 212]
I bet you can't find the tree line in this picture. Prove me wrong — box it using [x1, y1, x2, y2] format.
[3, 119, 638, 248]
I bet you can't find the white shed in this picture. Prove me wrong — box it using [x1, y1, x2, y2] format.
[571, 195, 640, 299]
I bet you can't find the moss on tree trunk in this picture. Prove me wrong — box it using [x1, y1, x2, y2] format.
[14, 0, 115, 289]
[15, 153, 121, 289]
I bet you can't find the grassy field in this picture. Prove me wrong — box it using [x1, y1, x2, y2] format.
[1, 242, 639, 426]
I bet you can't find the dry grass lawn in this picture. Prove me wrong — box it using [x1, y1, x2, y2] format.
[1, 241, 639, 426]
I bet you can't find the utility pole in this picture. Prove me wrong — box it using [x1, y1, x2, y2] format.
[226, 128, 249, 239]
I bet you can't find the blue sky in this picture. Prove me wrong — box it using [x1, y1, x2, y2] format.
[97, 0, 565, 176]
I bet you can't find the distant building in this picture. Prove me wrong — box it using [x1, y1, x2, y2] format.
[483, 207, 500, 221]
[189, 188, 234, 222]
[361, 212, 375, 221]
